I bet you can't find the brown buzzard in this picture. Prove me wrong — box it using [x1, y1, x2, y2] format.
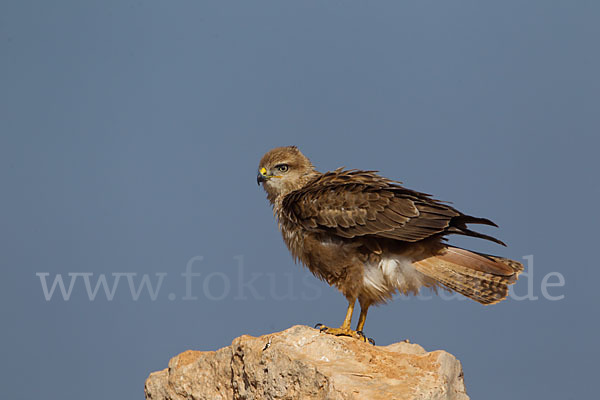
[257, 146, 522, 343]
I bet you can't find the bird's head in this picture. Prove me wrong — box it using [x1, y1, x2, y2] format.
[257, 146, 317, 202]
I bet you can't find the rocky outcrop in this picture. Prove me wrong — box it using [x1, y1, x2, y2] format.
[145, 325, 469, 400]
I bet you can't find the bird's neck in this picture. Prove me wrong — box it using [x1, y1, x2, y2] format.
[266, 170, 321, 206]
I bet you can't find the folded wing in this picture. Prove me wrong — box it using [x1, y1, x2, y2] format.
[282, 169, 505, 245]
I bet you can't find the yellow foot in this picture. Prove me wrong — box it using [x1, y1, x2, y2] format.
[314, 324, 375, 345]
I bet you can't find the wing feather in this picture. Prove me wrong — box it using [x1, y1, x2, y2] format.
[282, 169, 504, 244]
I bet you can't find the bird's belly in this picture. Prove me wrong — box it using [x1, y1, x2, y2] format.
[294, 233, 361, 286]
[362, 256, 431, 302]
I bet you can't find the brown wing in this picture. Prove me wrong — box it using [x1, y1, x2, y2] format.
[281, 169, 505, 245]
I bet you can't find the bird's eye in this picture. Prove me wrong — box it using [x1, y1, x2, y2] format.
[276, 164, 289, 173]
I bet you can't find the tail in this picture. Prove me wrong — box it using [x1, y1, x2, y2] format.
[413, 246, 523, 305]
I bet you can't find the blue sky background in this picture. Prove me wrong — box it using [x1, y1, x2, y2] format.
[1, 1, 598, 399]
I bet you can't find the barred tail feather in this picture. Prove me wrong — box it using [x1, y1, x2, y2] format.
[413, 246, 523, 305]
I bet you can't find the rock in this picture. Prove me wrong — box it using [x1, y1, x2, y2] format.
[145, 325, 469, 400]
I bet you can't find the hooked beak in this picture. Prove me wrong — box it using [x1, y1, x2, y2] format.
[257, 173, 267, 185]
[257, 167, 268, 185]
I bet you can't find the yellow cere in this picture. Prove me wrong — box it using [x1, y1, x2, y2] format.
[260, 167, 268, 176]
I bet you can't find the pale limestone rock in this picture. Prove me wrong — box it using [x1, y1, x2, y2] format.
[145, 325, 469, 400]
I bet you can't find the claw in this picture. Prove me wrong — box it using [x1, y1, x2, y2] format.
[356, 330, 367, 342]
[356, 331, 374, 345]
[314, 324, 375, 344]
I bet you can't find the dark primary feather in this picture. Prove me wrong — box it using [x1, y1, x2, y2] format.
[281, 168, 505, 246]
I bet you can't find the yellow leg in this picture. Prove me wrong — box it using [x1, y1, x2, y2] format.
[315, 300, 372, 343]
[340, 300, 355, 330]
[356, 306, 368, 332]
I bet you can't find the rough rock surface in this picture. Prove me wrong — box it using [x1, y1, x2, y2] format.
[145, 325, 469, 400]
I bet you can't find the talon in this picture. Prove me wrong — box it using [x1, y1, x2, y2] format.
[356, 331, 367, 342]
[314, 325, 373, 343]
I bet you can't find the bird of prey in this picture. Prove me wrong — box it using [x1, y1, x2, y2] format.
[257, 146, 522, 343]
